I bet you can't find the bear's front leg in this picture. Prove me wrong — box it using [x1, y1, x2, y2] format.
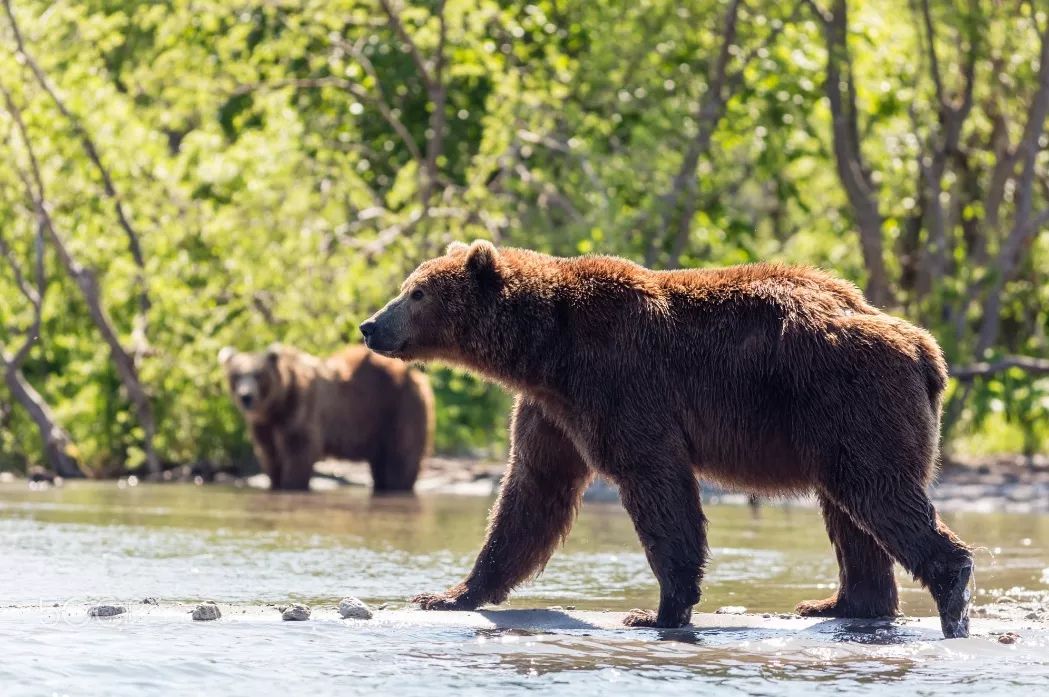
[274, 428, 320, 491]
[612, 464, 708, 629]
[250, 424, 282, 490]
[412, 398, 592, 611]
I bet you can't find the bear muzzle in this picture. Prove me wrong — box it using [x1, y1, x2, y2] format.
[359, 318, 405, 355]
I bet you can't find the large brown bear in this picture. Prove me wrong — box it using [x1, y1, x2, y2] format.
[219, 343, 433, 492]
[360, 240, 974, 639]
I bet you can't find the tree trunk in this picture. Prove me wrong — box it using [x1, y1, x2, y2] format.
[3, 365, 83, 478]
[813, 0, 892, 307]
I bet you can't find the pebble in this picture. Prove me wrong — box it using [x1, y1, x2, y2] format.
[192, 602, 222, 621]
[715, 605, 747, 615]
[88, 605, 126, 618]
[281, 604, 311, 621]
[998, 632, 1021, 644]
[338, 597, 372, 620]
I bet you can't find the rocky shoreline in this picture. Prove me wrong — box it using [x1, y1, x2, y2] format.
[318, 454, 1049, 514]
[3, 601, 1047, 645]
[3, 453, 1048, 515]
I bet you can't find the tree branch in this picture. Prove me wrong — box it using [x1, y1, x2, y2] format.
[0, 87, 82, 478]
[2, 74, 160, 477]
[950, 355, 1049, 379]
[645, 0, 744, 268]
[233, 76, 425, 166]
[808, 0, 891, 306]
[377, 0, 448, 205]
[377, 0, 437, 94]
[2, 0, 151, 333]
[974, 21, 1049, 355]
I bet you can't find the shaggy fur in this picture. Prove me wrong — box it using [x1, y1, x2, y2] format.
[220, 344, 433, 492]
[360, 240, 974, 638]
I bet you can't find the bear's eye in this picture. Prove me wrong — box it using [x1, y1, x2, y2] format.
[410, 288, 425, 301]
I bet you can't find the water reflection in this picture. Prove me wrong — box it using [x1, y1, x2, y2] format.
[0, 482, 1047, 614]
[0, 482, 1047, 696]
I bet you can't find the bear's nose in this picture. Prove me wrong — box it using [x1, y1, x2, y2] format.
[240, 394, 254, 409]
[359, 319, 376, 339]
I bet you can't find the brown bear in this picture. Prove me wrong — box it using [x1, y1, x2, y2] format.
[219, 343, 433, 492]
[359, 240, 974, 639]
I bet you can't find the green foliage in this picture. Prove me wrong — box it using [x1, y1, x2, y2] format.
[0, 0, 1047, 474]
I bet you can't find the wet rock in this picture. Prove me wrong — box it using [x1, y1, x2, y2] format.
[141, 597, 159, 605]
[715, 605, 747, 615]
[338, 597, 373, 620]
[1025, 611, 1041, 620]
[281, 604, 311, 621]
[88, 605, 126, 618]
[27, 466, 56, 484]
[998, 632, 1021, 644]
[192, 602, 222, 621]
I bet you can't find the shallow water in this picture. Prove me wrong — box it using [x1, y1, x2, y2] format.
[1, 482, 1047, 695]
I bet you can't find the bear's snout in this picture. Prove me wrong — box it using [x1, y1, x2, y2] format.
[359, 315, 404, 355]
[239, 394, 254, 409]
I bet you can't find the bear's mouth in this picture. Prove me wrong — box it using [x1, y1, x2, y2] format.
[366, 337, 408, 358]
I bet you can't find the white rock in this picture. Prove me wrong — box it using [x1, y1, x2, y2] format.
[88, 605, 126, 618]
[715, 605, 747, 615]
[192, 602, 222, 621]
[281, 604, 311, 621]
[338, 597, 373, 620]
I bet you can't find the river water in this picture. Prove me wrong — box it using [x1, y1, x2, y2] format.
[0, 482, 1047, 695]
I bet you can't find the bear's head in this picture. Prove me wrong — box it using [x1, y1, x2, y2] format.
[360, 239, 506, 365]
[218, 343, 287, 419]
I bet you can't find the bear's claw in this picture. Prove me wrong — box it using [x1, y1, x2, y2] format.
[622, 608, 659, 627]
[937, 561, 973, 639]
[795, 595, 898, 619]
[410, 591, 479, 611]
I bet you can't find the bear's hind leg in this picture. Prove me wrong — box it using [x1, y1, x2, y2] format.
[613, 466, 707, 629]
[823, 477, 973, 638]
[370, 433, 423, 493]
[795, 494, 899, 618]
[412, 398, 592, 611]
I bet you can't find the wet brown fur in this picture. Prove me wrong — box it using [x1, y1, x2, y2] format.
[221, 344, 433, 492]
[361, 241, 973, 636]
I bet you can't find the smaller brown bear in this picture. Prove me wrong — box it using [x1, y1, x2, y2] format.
[219, 343, 433, 492]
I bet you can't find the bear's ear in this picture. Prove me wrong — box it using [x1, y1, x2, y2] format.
[265, 342, 283, 365]
[464, 239, 500, 290]
[445, 240, 469, 255]
[465, 239, 498, 275]
[218, 346, 235, 366]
